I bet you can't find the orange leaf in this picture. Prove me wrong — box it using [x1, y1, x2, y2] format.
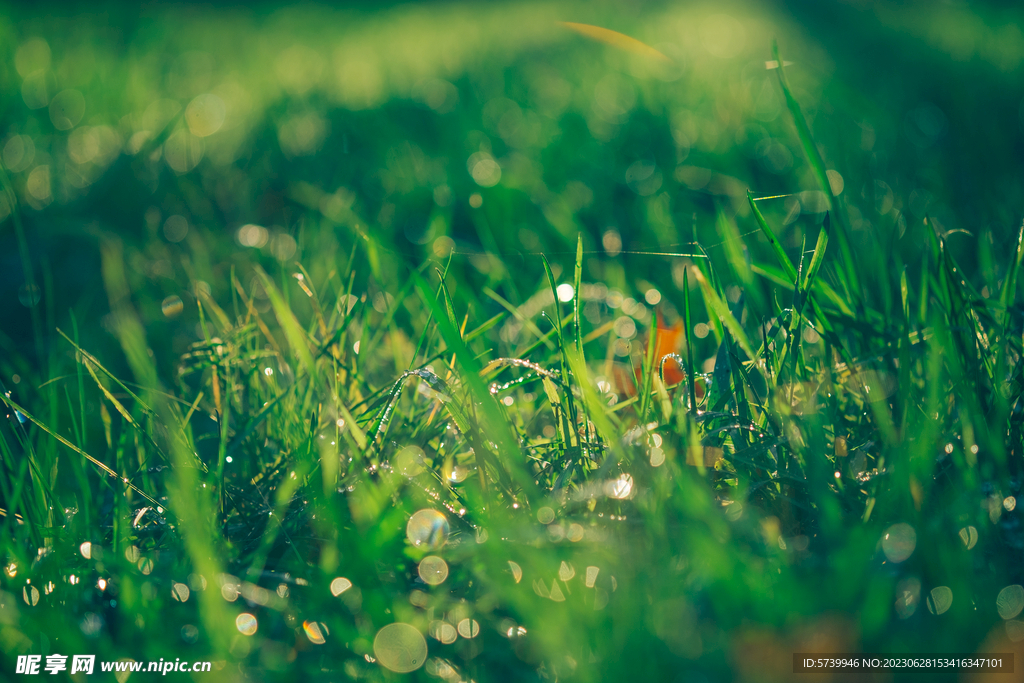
[635, 309, 686, 386]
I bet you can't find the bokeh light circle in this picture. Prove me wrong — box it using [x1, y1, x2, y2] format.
[185, 94, 226, 137]
[162, 296, 184, 318]
[394, 446, 426, 477]
[457, 618, 480, 638]
[881, 523, 917, 563]
[373, 623, 427, 673]
[997, 585, 1024, 620]
[235, 612, 257, 636]
[418, 556, 449, 586]
[428, 620, 458, 644]
[959, 526, 978, 549]
[407, 509, 449, 549]
[303, 620, 327, 644]
[928, 586, 953, 615]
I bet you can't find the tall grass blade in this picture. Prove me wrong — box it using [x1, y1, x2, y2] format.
[412, 271, 534, 499]
[573, 234, 584, 357]
[801, 212, 831, 297]
[0, 393, 161, 508]
[682, 267, 698, 413]
[771, 41, 860, 298]
[639, 316, 658, 424]
[1000, 219, 1024, 328]
[748, 191, 798, 283]
[255, 266, 318, 382]
[541, 255, 566, 351]
[437, 269, 460, 336]
[695, 270, 755, 360]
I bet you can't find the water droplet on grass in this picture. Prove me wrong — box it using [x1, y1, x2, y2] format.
[444, 461, 470, 483]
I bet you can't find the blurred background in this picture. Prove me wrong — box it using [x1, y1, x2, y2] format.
[1, 0, 1022, 385]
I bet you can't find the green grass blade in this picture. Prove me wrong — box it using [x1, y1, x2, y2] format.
[771, 41, 860, 298]
[1000, 219, 1024, 328]
[695, 270, 755, 360]
[412, 270, 533, 499]
[541, 255, 565, 351]
[436, 267, 460, 335]
[717, 208, 754, 287]
[0, 393, 162, 509]
[573, 234, 584, 356]
[801, 212, 831, 296]
[751, 262, 795, 289]
[639, 315, 658, 424]
[682, 267, 698, 413]
[541, 254, 573, 418]
[255, 265, 318, 382]
[225, 386, 294, 459]
[748, 191, 798, 283]
[483, 287, 551, 350]
[99, 239, 160, 389]
[336, 400, 368, 451]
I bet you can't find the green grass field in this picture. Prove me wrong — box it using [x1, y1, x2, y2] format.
[2, 2, 1024, 681]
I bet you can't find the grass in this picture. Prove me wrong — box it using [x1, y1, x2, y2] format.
[2, 2, 1024, 681]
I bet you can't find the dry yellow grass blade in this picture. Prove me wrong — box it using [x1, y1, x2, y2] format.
[560, 22, 670, 62]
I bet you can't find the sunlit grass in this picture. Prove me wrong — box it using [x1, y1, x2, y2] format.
[2, 2, 1024, 681]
